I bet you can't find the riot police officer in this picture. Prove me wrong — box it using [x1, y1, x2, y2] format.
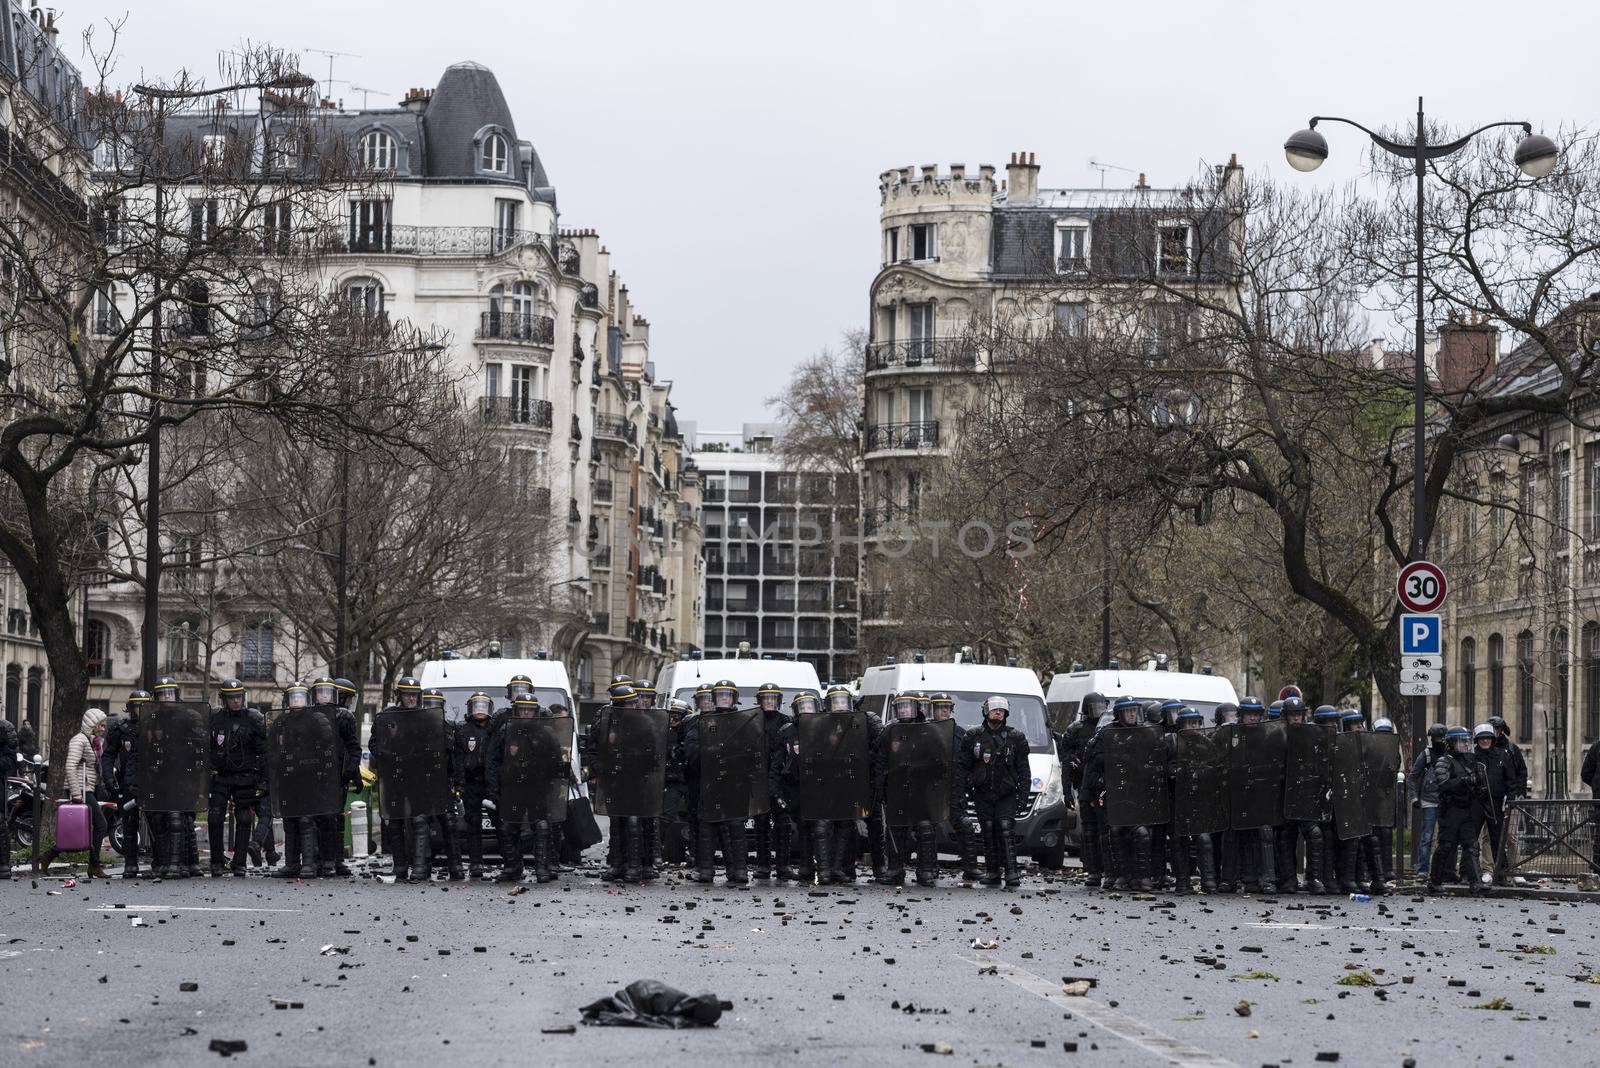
[1369, 717, 1399, 888]
[150, 677, 203, 878]
[769, 692, 814, 882]
[1067, 694, 1109, 887]
[629, 682, 663, 879]
[961, 695, 1030, 888]
[488, 694, 556, 882]
[106, 691, 151, 878]
[418, 688, 466, 881]
[1097, 696, 1159, 891]
[1472, 721, 1518, 879]
[208, 678, 265, 876]
[873, 694, 923, 885]
[324, 678, 362, 875]
[0, 704, 15, 877]
[371, 677, 423, 881]
[1166, 706, 1217, 894]
[1231, 697, 1276, 894]
[455, 692, 497, 876]
[692, 682, 715, 715]
[662, 698, 694, 867]
[750, 682, 786, 879]
[591, 679, 653, 882]
[1428, 726, 1489, 894]
[273, 682, 316, 879]
[685, 679, 750, 885]
[930, 692, 980, 883]
[1411, 723, 1448, 879]
[808, 684, 870, 885]
[1274, 696, 1325, 894]
[497, 674, 535, 733]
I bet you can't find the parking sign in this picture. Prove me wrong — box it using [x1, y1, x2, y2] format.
[1399, 613, 1442, 657]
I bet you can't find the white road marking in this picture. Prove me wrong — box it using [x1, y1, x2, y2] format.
[1245, 922, 1459, 934]
[89, 904, 302, 913]
[957, 953, 1241, 1068]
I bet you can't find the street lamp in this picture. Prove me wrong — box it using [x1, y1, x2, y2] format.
[1285, 99, 1555, 872]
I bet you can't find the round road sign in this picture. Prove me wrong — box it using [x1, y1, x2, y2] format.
[1397, 560, 1448, 613]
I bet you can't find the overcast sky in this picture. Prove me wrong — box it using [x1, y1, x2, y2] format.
[62, 0, 1600, 425]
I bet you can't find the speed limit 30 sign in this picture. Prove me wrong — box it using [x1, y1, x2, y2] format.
[1397, 560, 1448, 613]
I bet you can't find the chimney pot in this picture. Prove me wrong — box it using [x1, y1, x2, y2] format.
[1009, 151, 1017, 165]
[1028, 151, 1035, 165]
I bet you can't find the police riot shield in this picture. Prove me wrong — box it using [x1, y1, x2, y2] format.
[796, 713, 870, 821]
[1103, 725, 1169, 828]
[373, 709, 451, 820]
[499, 717, 573, 824]
[592, 708, 668, 818]
[1170, 729, 1229, 837]
[698, 708, 771, 822]
[1363, 732, 1402, 829]
[1282, 723, 1330, 823]
[268, 707, 342, 819]
[1226, 721, 1286, 830]
[1330, 732, 1370, 840]
[135, 702, 210, 813]
[883, 719, 954, 825]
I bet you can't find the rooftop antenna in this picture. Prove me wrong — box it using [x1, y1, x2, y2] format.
[303, 47, 359, 102]
[1088, 159, 1137, 189]
[350, 85, 387, 109]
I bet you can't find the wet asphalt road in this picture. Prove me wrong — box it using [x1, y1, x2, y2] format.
[2, 851, 1598, 1067]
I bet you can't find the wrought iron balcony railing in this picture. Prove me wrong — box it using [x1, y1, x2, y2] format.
[866, 337, 976, 371]
[864, 420, 939, 451]
[479, 395, 554, 428]
[477, 311, 555, 344]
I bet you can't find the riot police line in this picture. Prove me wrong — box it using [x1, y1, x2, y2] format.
[64, 672, 1037, 888]
[1060, 692, 1522, 896]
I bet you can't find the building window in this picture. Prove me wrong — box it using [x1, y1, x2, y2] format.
[25, 667, 41, 724]
[92, 285, 119, 336]
[907, 388, 933, 436]
[240, 619, 274, 680]
[494, 199, 520, 250]
[884, 227, 899, 264]
[4, 666, 18, 728]
[1585, 622, 1600, 743]
[1459, 637, 1476, 724]
[1553, 448, 1572, 537]
[184, 281, 210, 337]
[909, 223, 935, 261]
[166, 619, 200, 673]
[359, 129, 396, 171]
[481, 132, 509, 174]
[907, 302, 934, 362]
[202, 134, 227, 168]
[1519, 462, 1539, 527]
[1055, 221, 1090, 273]
[269, 130, 303, 173]
[1587, 445, 1600, 541]
[484, 362, 501, 400]
[1488, 632, 1504, 718]
[188, 198, 220, 244]
[250, 282, 282, 332]
[1157, 223, 1193, 275]
[348, 198, 391, 252]
[85, 619, 111, 679]
[262, 201, 292, 253]
[1556, 625, 1572, 750]
[1516, 629, 1534, 744]
[344, 277, 385, 319]
[1054, 301, 1087, 338]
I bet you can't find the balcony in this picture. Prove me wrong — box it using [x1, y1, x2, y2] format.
[860, 590, 893, 621]
[572, 335, 585, 363]
[159, 567, 211, 592]
[866, 337, 976, 372]
[594, 414, 630, 442]
[314, 225, 547, 258]
[865, 421, 940, 452]
[594, 479, 614, 502]
[579, 283, 600, 308]
[591, 612, 611, 633]
[477, 311, 555, 345]
[591, 545, 612, 568]
[480, 396, 554, 428]
[236, 661, 277, 682]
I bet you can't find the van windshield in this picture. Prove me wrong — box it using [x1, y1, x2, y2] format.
[905, 691, 1052, 753]
[436, 686, 572, 724]
[672, 686, 819, 712]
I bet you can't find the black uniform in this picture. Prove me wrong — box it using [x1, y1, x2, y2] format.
[683, 710, 751, 885]
[486, 717, 569, 883]
[750, 705, 789, 879]
[1164, 729, 1218, 894]
[873, 719, 938, 886]
[1060, 713, 1100, 883]
[106, 714, 148, 876]
[1429, 746, 1491, 891]
[660, 711, 693, 866]
[207, 704, 266, 874]
[0, 717, 15, 875]
[960, 719, 1030, 887]
[945, 719, 980, 881]
[455, 715, 497, 873]
[587, 707, 653, 882]
[1475, 742, 1518, 876]
[768, 718, 808, 881]
[369, 704, 461, 881]
[310, 706, 360, 876]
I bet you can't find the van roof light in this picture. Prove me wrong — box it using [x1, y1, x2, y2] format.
[1006, 655, 1018, 667]
[1108, 658, 1120, 670]
[1071, 661, 1084, 672]
[1201, 664, 1213, 675]
[913, 650, 925, 664]
[884, 655, 897, 666]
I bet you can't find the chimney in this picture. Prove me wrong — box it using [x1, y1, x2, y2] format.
[1136, 172, 1148, 189]
[1006, 150, 1039, 203]
[1437, 313, 1498, 395]
[401, 87, 432, 115]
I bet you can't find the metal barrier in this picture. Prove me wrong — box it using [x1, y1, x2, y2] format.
[1495, 799, 1600, 881]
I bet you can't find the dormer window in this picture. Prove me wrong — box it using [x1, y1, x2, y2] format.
[202, 134, 227, 169]
[1157, 223, 1194, 276]
[1055, 219, 1090, 274]
[359, 130, 395, 172]
[481, 132, 509, 174]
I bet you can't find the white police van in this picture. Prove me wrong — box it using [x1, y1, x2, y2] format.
[857, 655, 1068, 869]
[652, 651, 823, 710]
[1044, 662, 1240, 734]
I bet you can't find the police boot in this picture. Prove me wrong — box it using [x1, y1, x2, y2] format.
[775, 817, 800, 882]
[232, 807, 256, 875]
[208, 804, 229, 876]
[1000, 819, 1022, 888]
[408, 818, 430, 883]
[959, 820, 982, 882]
[162, 818, 188, 879]
[620, 818, 645, 882]
[467, 821, 485, 878]
[382, 820, 407, 881]
[439, 818, 465, 881]
[1148, 825, 1169, 890]
[834, 821, 860, 885]
[641, 818, 661, 881]
[1256, 831, 1276, 894]
[1080, 818, 1102, 888]
[1171, 837, 1192, 895]
[533, 821, 556, 883]
[753, 816, 773, 880]
[603, 821, 627, 882]
[812, 821, 834, 885]
[276, 819, 304, 879]
[1214, 831, 1236, 893]
[1376, 826, 1396, 884]
[496, 824, 525, 882]
[1319, 822, 1339, 890]
[878, 826, 906, 885]
[691, 820, 717, 883]
[1195, 833, 1218, 894]
[867, 815, 888, 882]
[722, 822, 750, 885]
[325, 814, 352, 877]
[1336, 838, 1360, 894]
[915, 822, 938, 887]
[1131, 826, 1153, 892]
[1361, 836, 1387, 896]
[119, 814, 139, 879]
[980, 822, 1003, 887]
[1426, 846, 1449, 893]
[1111, 828, 1136, 892]
[1274, 826, 1298, 893]
[184, 817, 201, 878]
[1302, 829, 1327, 894]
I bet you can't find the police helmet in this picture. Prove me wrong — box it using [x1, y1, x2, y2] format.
[929, 692, 955, 719]
[512, 693, 541, 716]
[1280, 695, 1308, 720]
[506, 674, 534, 699]
[633, 681, 657, 706]
[1445, 725, 1471, 751]
[756, 682, 783, 709]
[1111, 696, 1141, 723]
[1487, 716, 1509, 736]
[1174, 706, 1204, 726]
[152, 676, 180, 701]
[914, 692, 933, 717]
[1268, 699, 1284, 719]
[1473, 722, 1496, 742]
[711, 679, 739, 709]
[693, 682, 714, 710]
[1340, 709, 1365, 731]
[1237, 696, 1266, 721]
[421, 688, 446, 711]
[466, 692, 493, 718]
[394, 676, 421, 708]
[1312, 704, 1341, 723]
[669, 697, 694, 716]
[791, 692, 819, 716]
[1081, 692, 1109, 721]
[283, 680, 309, 709]
[984, 694, 1011, 718]
[608, 679, 638, 705]
[125, 689, 152, 713]
[825, 685, 853, 713]
[220, 677, 245, 696]
[1427, 722, 1448, 740]
[1145, 701, 1169, 726]
[1372, 717, 1395, 734]
[891, 693, 918, 721]
[311, 676, 337, 706]
[333, 678, 357, 707]
[1212, 702, 1238, 725]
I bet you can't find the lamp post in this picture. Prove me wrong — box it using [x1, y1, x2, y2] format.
[130, 70, 316, 687]
[1285, 102, 1556, 873]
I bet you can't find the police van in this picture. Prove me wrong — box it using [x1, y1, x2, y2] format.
[857, 656, 1068, 869]
[1044, 663, 1239, 735]
[652, 652, 823, 711]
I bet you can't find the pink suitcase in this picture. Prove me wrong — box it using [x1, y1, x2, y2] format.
[55, 803, 92, 851]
